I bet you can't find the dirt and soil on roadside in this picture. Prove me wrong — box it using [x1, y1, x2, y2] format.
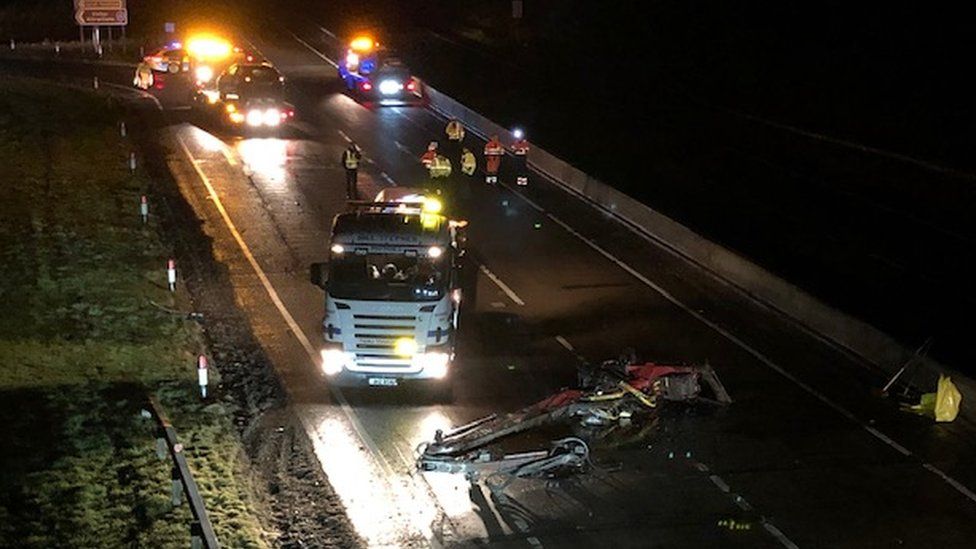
[0, 75, 360, 547]
[123, 80, 363, 547]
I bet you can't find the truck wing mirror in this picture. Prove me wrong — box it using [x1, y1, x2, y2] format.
[310, 262, 329, 289]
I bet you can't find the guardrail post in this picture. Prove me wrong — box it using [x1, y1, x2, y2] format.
[191, 522, 204, 549]
[171, 466, 183, 506]
[156, 431, 168, 460]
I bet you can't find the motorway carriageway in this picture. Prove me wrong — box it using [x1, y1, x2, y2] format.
[9, 26, 976, 547]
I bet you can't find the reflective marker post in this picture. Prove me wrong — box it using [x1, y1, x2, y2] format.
[140, 195, 149, 224]
[167, 259, 177, 291]
[197, 355, 209, 399]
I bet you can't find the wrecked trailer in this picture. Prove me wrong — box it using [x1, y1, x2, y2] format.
[416, 357, 732, 486]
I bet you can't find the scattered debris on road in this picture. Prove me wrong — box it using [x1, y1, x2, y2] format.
[417, 356, 731, 488]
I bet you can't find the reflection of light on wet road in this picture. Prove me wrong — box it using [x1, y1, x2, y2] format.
[194, 129, 225, 153]
[305, 414, 411, 547]
[414, 410, 480, 521]
[236, 138, 288, 184]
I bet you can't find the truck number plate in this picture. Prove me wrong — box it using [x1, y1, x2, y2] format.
[368, 377, 398, 387]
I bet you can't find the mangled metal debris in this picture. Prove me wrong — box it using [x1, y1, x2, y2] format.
[417, 356, 731, 486]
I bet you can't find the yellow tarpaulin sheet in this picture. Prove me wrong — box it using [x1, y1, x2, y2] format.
[935, 375, 962, 423]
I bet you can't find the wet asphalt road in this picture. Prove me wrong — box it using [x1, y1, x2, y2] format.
[5, 32, 976, 548]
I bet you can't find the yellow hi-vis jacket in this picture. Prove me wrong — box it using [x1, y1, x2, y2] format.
[461, 151, 476, 175]
[429, 155, 452, 178]
[342, 149, 361, 169]
[446, 121, 465, 141]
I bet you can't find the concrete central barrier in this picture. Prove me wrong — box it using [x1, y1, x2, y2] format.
[422, 79, 972, 422]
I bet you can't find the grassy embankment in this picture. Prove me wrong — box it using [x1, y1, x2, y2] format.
[0, 78, 268, 547]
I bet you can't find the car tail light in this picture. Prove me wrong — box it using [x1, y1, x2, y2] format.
[361, 81, 372, 91]
[406, 80, 416, 92]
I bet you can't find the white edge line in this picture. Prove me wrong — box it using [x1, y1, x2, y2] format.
[291, 32, 338, 68]
[174, 134, 441, 546]
[554, 335, 575, 352]
[478, 264, 525, 306]
[762, 521, 800, 549]
[542, 206, 976, 505]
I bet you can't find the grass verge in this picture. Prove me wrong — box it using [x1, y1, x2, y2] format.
[0, 77, 268, 547]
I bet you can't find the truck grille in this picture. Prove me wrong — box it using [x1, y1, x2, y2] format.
[350, 314, 419, 371]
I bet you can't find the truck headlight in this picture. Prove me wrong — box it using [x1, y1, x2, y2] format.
[414, 352, 450, 379]
[320, 348, 349, 376]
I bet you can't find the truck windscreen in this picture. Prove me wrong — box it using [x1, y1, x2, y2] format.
[328, 253, 448, 301]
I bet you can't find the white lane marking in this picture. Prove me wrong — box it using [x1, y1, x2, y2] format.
[542, 210, 976, 505]
[394, 140, 415, 156]
[478, 264, 525, 306]
[762, 522, 800, 549]
[338, 130, 391, 184]
[923, 463, 976, 502]
[709, 475, 730, 493]
[554, 336, 575, 352]
[175, 135, 442, 546]
[316, 25, 337, 40]
[693, 458, 793, 547]
[291, 32, 338, 68]
[288, 27, 976, 507]
[732, 495, 753, 512]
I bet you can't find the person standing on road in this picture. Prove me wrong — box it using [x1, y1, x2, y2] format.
[341, 141, 363, 200]
[511, 129, 530, 186]
[484, 135, 504, 185]
[421, 141, 439, 168]
[460, 147, 477, 176]
[445, 118, 465, 161]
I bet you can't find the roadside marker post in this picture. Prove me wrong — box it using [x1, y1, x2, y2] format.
[171, 465, 183, 506]
[140, 195, 149, 224]
[129, 152, 137, 172]
[156, 432, 167, 460]
[93, 76, 99, 89]
[167, 259, 177, 291]
[197, 355, 209, 399]
[55, 42, 61, 55]
[120, 121, 127, 137]
[9, 39, 14, 50]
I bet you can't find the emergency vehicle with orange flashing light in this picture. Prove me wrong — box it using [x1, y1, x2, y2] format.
[337, 35, 422, 104]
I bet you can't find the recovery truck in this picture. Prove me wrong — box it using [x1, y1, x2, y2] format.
[309, 192, 465, 396]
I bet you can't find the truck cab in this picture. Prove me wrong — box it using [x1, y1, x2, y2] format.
[310, 195, 464, 396]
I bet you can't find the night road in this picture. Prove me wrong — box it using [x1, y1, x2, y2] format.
[2, 2, 976, 548]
